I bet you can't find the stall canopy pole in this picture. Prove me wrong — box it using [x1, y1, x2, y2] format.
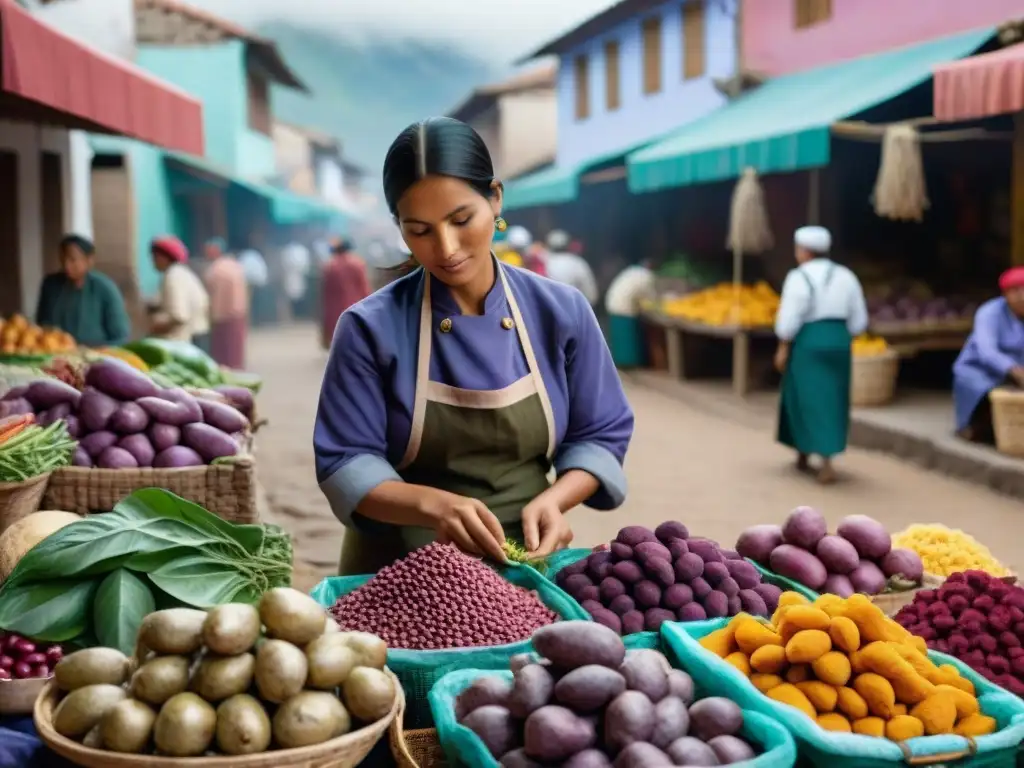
[807, 169, 820, 225]
[726, 167, 774, 322]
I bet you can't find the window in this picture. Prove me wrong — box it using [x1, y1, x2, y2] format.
[604, 41, 621, 111]
[642, 16, 663, 94]
[574, 55, 590, 120]
[794, 0, 832, 28]
[247, 71, 271, 135]
[682, 1, 706, 80]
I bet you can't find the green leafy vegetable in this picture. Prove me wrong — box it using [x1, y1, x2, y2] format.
[93, 569, 155, 655]
[502, 540, 549, 574]
[0, 489, 292, 645]
[0, 579, 98, 642]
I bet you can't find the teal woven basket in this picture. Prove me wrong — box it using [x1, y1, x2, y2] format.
[429, 651, 797, 767]
[662, 619, 1024, 767]
[545, 547, 819, 648]
[310, 562, 589, 730]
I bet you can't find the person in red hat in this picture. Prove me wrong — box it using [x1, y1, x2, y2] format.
[953, 266, 1024, 443]
[148, 235, 210, 348]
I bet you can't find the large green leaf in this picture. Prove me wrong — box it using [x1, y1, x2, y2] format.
[118, 489, 266, 553]
[147, 555, 260, 608]
[0, 579, 98, 642]
[93, 569, 155, 655]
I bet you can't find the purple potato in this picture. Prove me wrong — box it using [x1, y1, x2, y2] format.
[662, 583, 694, 611]
[610, 542, 633, 561]
[667, 736, 719, 766]
[620, 649, 670, 702]
[508, 664, 555, 719]
[635, 541, 671, 563]
[455, 676, 512, 720]
[591, 608, 622, 635]
[79, 430, 118, 458]
[667, 669, 695, 704]
[71, 446, 92, 467]
[650, 695, 690, 748]
[725, 559, 761, 589]
[554, 665, 626, 712]
[524, 706, 596, 763]
[687, 539, 724, 563]
[604, 691, 655, 752]
[608, 594, 636, 617]
[153, 445, 204, 468]
[634, 581, 662, 609]
[823, 573, 855, 598]
[616, 526, 657, 547]
[85, 358, 160, 400]
[613, 742, 672, 767]
[148, 423, 181, 452]
[677, 603, 707, 622]
[180, 423, 238, 461]
[703, 561, 730, 587]
[689, 697, 743, 740]
[782, 506, 828, 549]
[612, 560, 644, 584]
[24, 379, 81, 409]
[709, 734, 756, 763]
[702, 591, 729, 618]
[196, 397, 249, 433]
[462, 705, 517, 758]
[109, 402, 150, 434]
[78, 388, 119, 432]
[738, 589, 768, 616]
[563, 574, 594, 600]
[753, 583, 782, 612]
[816, 535, 860, 575]
[644, 558, 676, 588]
[600, 577, 627, 604]
[668, 539, 689, 559]
[674, 553, 704, 582]
[644, 608, 675, 632]
[117, 434, 155, 467]
[531, 621, 626, 671]
[718, 577, 740, 598]
[689, 577, 712, 599]
[655, 521, 689, 544]
[96, 446, 138, 469]
[621, 611, 645, 635]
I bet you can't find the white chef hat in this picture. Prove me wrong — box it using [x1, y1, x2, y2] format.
[506, 225, 532, 251]
[794, 225, 831, 254]
[546, 229, 570, 251]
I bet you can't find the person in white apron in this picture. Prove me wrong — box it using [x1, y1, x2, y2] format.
[314, 117, 634, 575]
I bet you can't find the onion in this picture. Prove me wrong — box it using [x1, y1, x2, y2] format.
[0, 655, 12, 671]
[12, 661, 31, 679]
[0, 669, 9, 681]
[23, 652, 46, 666]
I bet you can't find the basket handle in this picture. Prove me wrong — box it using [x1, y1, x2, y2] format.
[899, 736, 977, 765]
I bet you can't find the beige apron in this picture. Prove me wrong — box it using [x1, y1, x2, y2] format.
[338, 264, 557, 574]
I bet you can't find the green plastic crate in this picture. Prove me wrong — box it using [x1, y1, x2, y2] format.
[429, 642, 798, 768]
[310, 562, 589, 729]
[663, 619, 1024, 767]
[545, 547, 819, 648]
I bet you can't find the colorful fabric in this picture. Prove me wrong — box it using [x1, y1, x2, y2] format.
[151, 235, 188, 263]
[953, 297, 1024, 431]
[999, 266, 1024, 293]
[35, 270, 131, 346]
[777, 319, 852, 457]
[204, 256, 248, 323]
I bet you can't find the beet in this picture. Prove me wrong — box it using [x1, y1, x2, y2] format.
[330, 543, 557, 649]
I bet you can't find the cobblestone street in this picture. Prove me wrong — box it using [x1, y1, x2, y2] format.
[249, 325, 1024, 592]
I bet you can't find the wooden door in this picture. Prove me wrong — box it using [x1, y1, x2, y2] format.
[90, 159, 144, 336]
[40, 151, 64, 275]
[0, 152, 21, 316]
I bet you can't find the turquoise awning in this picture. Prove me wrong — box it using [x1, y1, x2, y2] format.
[627, 28, 993, 193]
[503, 138, 658, 211]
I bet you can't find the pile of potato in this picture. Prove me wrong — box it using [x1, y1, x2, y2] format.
[699, 592, 997, 741]
[47, 587, 396, 757]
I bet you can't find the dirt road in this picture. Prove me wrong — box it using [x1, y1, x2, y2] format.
[248, 325, 1023, 591]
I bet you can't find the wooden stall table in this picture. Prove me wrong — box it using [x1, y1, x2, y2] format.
[869, 320, 972, 358]
[640, 310, 776, 397]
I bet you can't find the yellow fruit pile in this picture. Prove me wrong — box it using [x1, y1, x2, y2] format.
[661, 282, 779, 328]
[853, 335, 890, 357]
[893, 524, 1012, 579]
[95, 347, 149, 372]
[0, 315, 76, 355]
[700, 592, 996, 741]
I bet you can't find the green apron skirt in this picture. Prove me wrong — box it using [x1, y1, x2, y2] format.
[338, 264, 557, 575]
[777, 318, 852, 458]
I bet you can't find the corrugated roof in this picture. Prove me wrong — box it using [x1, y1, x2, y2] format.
[448, 64, 556, 123]
[134, 0, 307, 91]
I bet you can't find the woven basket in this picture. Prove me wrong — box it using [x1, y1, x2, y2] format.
[0, 472, 51, 535]
[870, 573, 944, 616]
[42, 460, 257, 524]
[33, 670, 403, 768]
[851, 350, 899, 407]
[989, 387, 1024, 457]
[390, 721, 447, 768]
[0, 675, 48, 715]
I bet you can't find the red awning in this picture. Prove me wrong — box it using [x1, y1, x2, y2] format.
[934, 43, 1024, 121]
[0, 0, 204, 154]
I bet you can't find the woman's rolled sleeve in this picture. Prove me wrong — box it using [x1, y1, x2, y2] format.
[554, 291, 634, 510]
[314, 312, 401, 525]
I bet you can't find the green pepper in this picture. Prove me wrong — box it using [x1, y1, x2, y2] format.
[130, 338, 221, 383]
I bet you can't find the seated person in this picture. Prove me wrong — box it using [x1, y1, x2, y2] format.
[953, 267, 1024, 443]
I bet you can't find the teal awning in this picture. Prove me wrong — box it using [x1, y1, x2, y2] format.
[627, 28, 993, 193]
[503, 138, 658, 211]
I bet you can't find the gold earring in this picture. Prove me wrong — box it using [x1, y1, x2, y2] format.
[495, 217, 507, 232]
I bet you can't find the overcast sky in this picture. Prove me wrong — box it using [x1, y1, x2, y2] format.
[186, 0, 620, 61]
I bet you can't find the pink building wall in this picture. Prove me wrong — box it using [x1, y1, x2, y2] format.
[743, 0, 1023, 76]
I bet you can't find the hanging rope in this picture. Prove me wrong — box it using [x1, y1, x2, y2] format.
[872, 124, 930, 222]
[726, 167, 774, 255]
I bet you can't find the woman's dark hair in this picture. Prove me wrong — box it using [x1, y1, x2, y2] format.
[382, 117, 498, 215]
[59, 234, 94, 256]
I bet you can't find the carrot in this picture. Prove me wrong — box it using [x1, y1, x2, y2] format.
[0, 413, 33, 439]
[0, 423, 30, 446]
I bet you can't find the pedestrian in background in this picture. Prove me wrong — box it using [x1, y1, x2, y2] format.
[203, 237, 249, 369]
[952, 267, 1024, 444]
[320, 238, 370, 349]
[281, 235, 312, 320]
[604, 259, 655, 368]
[238, 243, 271, 326]
[36, 234, 131, 347]
[148, 235, 210, 348]
[545, 229, 598, 306]
[774, 226, 868, 484]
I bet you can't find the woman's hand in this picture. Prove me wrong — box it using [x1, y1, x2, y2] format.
[420, 489, 508, 562]
[774, 344, 789, 373]
[521, 498, 574, 558]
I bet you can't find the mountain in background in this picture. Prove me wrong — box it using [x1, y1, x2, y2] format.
[259, 22, 501, 173]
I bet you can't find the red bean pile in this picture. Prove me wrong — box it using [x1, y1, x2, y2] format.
[329, 543, 559, 650]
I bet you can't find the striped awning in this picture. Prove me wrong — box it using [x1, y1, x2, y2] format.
[934, 43, 1024, 121]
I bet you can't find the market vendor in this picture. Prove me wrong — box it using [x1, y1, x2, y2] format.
[148, 235, 211, 348]
[35, 234, 131, 347]
[774, 226, 868, 484]
[320, 238, 370, 350]
[953, 267, 1024, 443]
[314, 116, 634, 575]
[604, 260, 655, 368]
